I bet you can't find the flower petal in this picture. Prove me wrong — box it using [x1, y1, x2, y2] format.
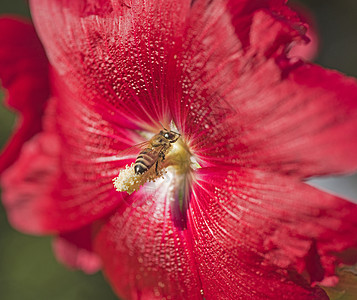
[94, 167, 341, 299]
[173, 8, 357, 178]
[1, 95, 129, 234]
[0, 17, 49, 173]
[232, 11, 357, 178]
[30, 0, 301, 133]
[53, 224, 101, 274]
[95, 177, 203, 299]
[192, 167, 357, 297]
[1, 132, 60, 233]
[232, 58, 357, 178]
[30, 0, 194, 131]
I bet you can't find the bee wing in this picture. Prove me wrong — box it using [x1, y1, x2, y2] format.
[115, 141, 151, 160]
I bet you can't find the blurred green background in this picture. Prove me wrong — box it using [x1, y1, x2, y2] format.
[0, 1, 357, 300]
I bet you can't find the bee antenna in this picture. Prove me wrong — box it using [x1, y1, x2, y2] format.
[159, 121, 168, 131]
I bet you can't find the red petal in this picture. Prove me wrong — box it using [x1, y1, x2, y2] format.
[235, 11, 357, 177]
[1, 132, 60, 233]
[193, 167, 357, 293]
[29, 0, 195, 131]
[95, 180, 203, 299]
[166, 8, 357, 179]
[0, 17, 49, 173]
[53, 224, 101, 274]
[29, 1, 302, 132]
[1, 99, 125, 234]
[94, 167, 343, 299]
[232, 56, 357, 178]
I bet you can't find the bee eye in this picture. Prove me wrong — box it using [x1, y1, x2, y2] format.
[164, 133, 169, 138]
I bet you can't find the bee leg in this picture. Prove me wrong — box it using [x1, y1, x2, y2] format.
[155, 160, 159, 175]
[155, 152, 165, 175]
[158, 151, 165, 162]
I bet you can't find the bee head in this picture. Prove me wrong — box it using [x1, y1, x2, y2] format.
[160, 130, 180, 143]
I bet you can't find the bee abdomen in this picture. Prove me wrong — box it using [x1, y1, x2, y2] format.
[134, 149, 157, 175]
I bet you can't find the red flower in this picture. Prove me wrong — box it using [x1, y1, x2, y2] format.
[1, 0, 357, 299]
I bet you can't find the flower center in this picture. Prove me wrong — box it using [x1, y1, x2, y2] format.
[164, 138, 195, 175]
[113, 129, 196, 195]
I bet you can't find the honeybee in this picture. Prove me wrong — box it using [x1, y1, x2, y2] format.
[133, 129, 181, 175]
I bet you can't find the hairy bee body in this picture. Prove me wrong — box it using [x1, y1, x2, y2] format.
[133, 129, 180, 175]
[134, 148, 162, 174]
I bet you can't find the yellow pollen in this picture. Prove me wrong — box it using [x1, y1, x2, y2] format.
[165, 139, 192, 175]
[113, 163, 166, 195]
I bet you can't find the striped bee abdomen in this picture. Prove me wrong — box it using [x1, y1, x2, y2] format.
[134, 148, 158, 175]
